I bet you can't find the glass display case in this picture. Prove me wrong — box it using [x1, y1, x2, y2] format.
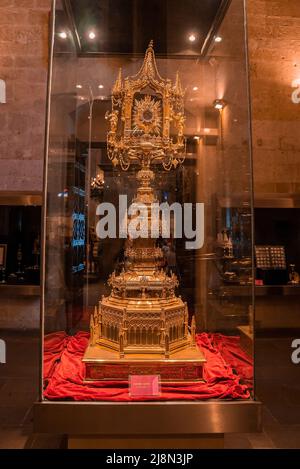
[35, 0, 261, 442]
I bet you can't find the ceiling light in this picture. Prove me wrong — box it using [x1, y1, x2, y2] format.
[98, 84, 104, 89]
[58, 31, 67, 39]
[194, 136, 200, 141]
[76, 84, 82, 89]
[214, 36, 223, 43]
[192, 86, 198, 91]
[213, 99, 227, 111]
[89, 31, 96, 40]
[188, 34, 196, 43]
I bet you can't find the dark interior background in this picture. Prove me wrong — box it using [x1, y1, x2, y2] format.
[255, 208, 300, 270]
[65, 0, 225, 55]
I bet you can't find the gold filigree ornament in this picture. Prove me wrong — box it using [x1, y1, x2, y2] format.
[133, 95, 162, 135]
[105, 40, 186, 172]
[83, 41, 206, 382]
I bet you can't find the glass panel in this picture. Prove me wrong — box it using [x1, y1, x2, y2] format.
[42, 0, 254, 401]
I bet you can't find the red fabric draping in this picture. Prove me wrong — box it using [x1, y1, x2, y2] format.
[43, 332, 253, 401]
[204, 333, 253, 382]
[43, 331, 69, 382]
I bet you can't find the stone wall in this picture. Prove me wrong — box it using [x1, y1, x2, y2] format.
[247, 0, 300, 195]
[0, 295, 40, 330]
[0, 0, 51, 192]
[0, 0, 51, 329]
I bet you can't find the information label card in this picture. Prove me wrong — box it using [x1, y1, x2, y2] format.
[129, 375, 161, 398]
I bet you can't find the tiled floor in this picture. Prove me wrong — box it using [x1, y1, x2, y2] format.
[0, 332, 38, 449]
[225, 336, 300, 448]
[1, 332, 300, 449]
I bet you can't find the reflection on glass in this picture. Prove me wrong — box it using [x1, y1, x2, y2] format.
[43, 0, 254, 402]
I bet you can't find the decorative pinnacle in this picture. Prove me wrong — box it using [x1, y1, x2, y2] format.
[174, 71, 183, 95]
[148, 39, 154, 48]
[112, 67, 123, 94]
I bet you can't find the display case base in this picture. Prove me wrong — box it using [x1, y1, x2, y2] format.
[67, 434, 224, 449]
[83, 343, 206, 382]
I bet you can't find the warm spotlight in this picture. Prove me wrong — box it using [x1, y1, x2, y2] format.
[89, 31, 96, 40]
[213, 99, 227, 111]
[188, 34, 196, 43]
[214, 36, 223, 43]
[58, 31, 67, 39]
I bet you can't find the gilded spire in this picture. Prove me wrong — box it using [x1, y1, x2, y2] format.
[174, 71, 184, 96]
[130, 39, 163, 82]
[112, 67, 123, 94]
[144, 44, 156, 79]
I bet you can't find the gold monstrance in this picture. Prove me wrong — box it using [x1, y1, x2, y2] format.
[83, 42, 206, 382]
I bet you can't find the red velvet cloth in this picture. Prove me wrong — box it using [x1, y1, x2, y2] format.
[43, 331, 69, 382]
[43, 332, 253, 401]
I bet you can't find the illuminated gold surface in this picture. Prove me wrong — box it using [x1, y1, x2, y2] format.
[84, 43, 205, 380]
[83, 343, 206, 382]
[105, 40, 186, 171]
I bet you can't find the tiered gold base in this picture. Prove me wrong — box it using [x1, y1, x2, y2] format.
[83, 344, 206, 382]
